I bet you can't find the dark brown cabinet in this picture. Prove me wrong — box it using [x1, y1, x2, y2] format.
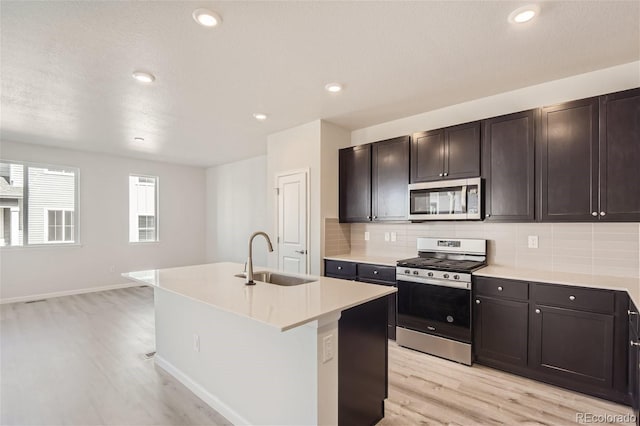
[324, 259, 397, 340]
[339, 136, 409, 223]
[474, 277, 529, 368]
[339, 144, 372, 223]
[599, 88, 640, 222]
[539, 88, 640, 222]
[473, 276, 630, 405]
[482, 110, 536, 222]
[629, 300, 640, 424]
[411, 121, 480, 183]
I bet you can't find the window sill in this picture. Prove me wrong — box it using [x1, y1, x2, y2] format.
[128, 241, 160, 245]
[0, 242, 83, 250]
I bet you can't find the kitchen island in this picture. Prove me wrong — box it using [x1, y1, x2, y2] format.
[123, 262, 395, 426]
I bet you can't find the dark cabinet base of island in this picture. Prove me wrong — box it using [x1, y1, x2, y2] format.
[339, 296, 388, 426]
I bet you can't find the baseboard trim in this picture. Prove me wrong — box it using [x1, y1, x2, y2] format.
[154, 354, 249, 426]
[0, 282, 143, 304]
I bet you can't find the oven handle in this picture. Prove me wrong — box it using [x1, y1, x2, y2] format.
[397, 276, 471, 290]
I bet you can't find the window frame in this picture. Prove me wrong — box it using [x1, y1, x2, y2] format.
[128, 174, 159, 244]
[0, 159, 80, 248]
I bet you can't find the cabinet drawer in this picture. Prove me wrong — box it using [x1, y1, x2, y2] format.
[474, 277, 528, 301]
[532, 283, 615, 314]
[358, 263, 396, 284]
[325, 260, 357, 279]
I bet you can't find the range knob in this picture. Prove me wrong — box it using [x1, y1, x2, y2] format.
[453, 275, 460, 280]
[413, 271, 419, 275]
[427, 272, 434, 277]
[443, 273, 450, 279]
[404, 269, 410, 274]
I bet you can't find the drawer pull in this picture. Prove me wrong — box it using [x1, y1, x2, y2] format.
[427, 326, 436, 331]
[569, 295, 575, 301]
[629, 310, 639, 316]
[337, 266, 342, 270]
[475, 299, 480, 304]
[535, 309, 541, 314]
[631, 341, 640, 347]
[497, 286, 503, 291]
[373, 270, 378, 275]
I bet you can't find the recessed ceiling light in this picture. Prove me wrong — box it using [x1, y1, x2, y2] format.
[132, 71, 155, 83]
[508, 4, 540, 24]
[325, 83, 343, 93]
[134, 137, 145, 142]
[192, 8, 222, 27]
[253, 113, 268, 121]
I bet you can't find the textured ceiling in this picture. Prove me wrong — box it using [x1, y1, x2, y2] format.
[1, 1, 639, 167]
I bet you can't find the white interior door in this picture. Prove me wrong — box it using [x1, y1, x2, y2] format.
[277, 171, 308, 274]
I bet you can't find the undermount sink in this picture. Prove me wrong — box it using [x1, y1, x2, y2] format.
[234, 271, 315, 286]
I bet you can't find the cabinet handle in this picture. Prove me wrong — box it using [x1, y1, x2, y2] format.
[486, 213, 491, 217]
[443, 172, 448, 176]
[535, 309, 541, 314]
[631, 341, 640, 347]
[427, 326, 436, 331]
[600, 211, 606, 216]
[497, 286, 503, 291]
[367, 215, 371, 220]
[629, 310, 639, 316]
[373, 270, 378, 275]
[591, 212, 598, 217]
[337, 266, 343, 270]
[439, 173, 443, 177]
[373, 215, 377, 219]
[475, 299, 480, 304]
[569, 295, 575, 301]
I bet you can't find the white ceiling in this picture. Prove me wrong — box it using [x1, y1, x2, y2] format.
[1, 1, 639, 167]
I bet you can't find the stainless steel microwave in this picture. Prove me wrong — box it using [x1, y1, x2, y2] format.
[408, 177, 482, 221]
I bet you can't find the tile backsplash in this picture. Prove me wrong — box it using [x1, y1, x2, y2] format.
[325, 220, 640, 278]
[324, 218, 351, 256]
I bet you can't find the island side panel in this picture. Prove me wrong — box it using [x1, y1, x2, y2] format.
[153, 288, 324, 425]
[339, 296, 388, 425]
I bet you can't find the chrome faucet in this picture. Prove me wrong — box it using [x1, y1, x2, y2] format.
[246, 231, 274, 285]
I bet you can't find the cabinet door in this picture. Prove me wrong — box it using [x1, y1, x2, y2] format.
[530, 304, 614, 388]
[599, 88, 640, 222]
[339, 144, 371, 222]
[411, 129, 445, 182]
[482, 110, 535, 222]
[539, 98, 599, 221]
[630, 325, 640, 421]
[445, 121, 481, 180]
[474, 296, 528, 367]
[372, 136, 410, 221]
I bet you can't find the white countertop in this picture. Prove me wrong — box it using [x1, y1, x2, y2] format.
[324, 254, 403, 267]
[123, 262, 396, 332]
[475, 265, 640, 307]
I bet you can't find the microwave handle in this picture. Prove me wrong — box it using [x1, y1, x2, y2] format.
[461, 185, 467, 213]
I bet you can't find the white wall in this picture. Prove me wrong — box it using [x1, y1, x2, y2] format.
[352, 61, 640, 145]
[205, 155, 268, 267]
[267, 120, 322, 274]
[0, 141, 206, 302]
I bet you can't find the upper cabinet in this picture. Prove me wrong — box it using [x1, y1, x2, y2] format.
[482, 110, 536, 222]
[539, 88, 640, 222]
[599, 88, 640, 222]
[411, 121, 481, 183]
[339, 136, 409, 223]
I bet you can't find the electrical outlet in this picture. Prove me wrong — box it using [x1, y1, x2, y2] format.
[384, 232, 390, 242]
[193, 334, 200, 352]
[391, 232, 397, 242]
[364, 231, 370, 241]
[527, 235, 539, 249]
[322, 334, 334, 363]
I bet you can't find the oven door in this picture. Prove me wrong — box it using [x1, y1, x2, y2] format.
[397, 278, 471, 343]
[408, 178, 481, 221]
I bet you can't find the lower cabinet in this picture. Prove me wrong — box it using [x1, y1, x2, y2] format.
[629, 300, 640, 425]
[325, 259, 397, 340]
[473, 276, 630, 405]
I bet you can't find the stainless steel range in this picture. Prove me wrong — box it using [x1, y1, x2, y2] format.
[396, 237, 487, 365]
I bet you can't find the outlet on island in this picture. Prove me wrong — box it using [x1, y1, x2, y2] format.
[322, 334, 334, 363]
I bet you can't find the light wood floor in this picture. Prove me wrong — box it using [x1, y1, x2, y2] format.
[1, 287, 634, 426]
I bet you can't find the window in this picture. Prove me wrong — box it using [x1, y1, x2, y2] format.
[0, 161, 79, 247]
[46, 209, 74, 242]
[129, 175, 158, 242]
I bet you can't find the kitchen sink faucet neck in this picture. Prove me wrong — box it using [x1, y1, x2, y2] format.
[246, 231, 274, 285]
